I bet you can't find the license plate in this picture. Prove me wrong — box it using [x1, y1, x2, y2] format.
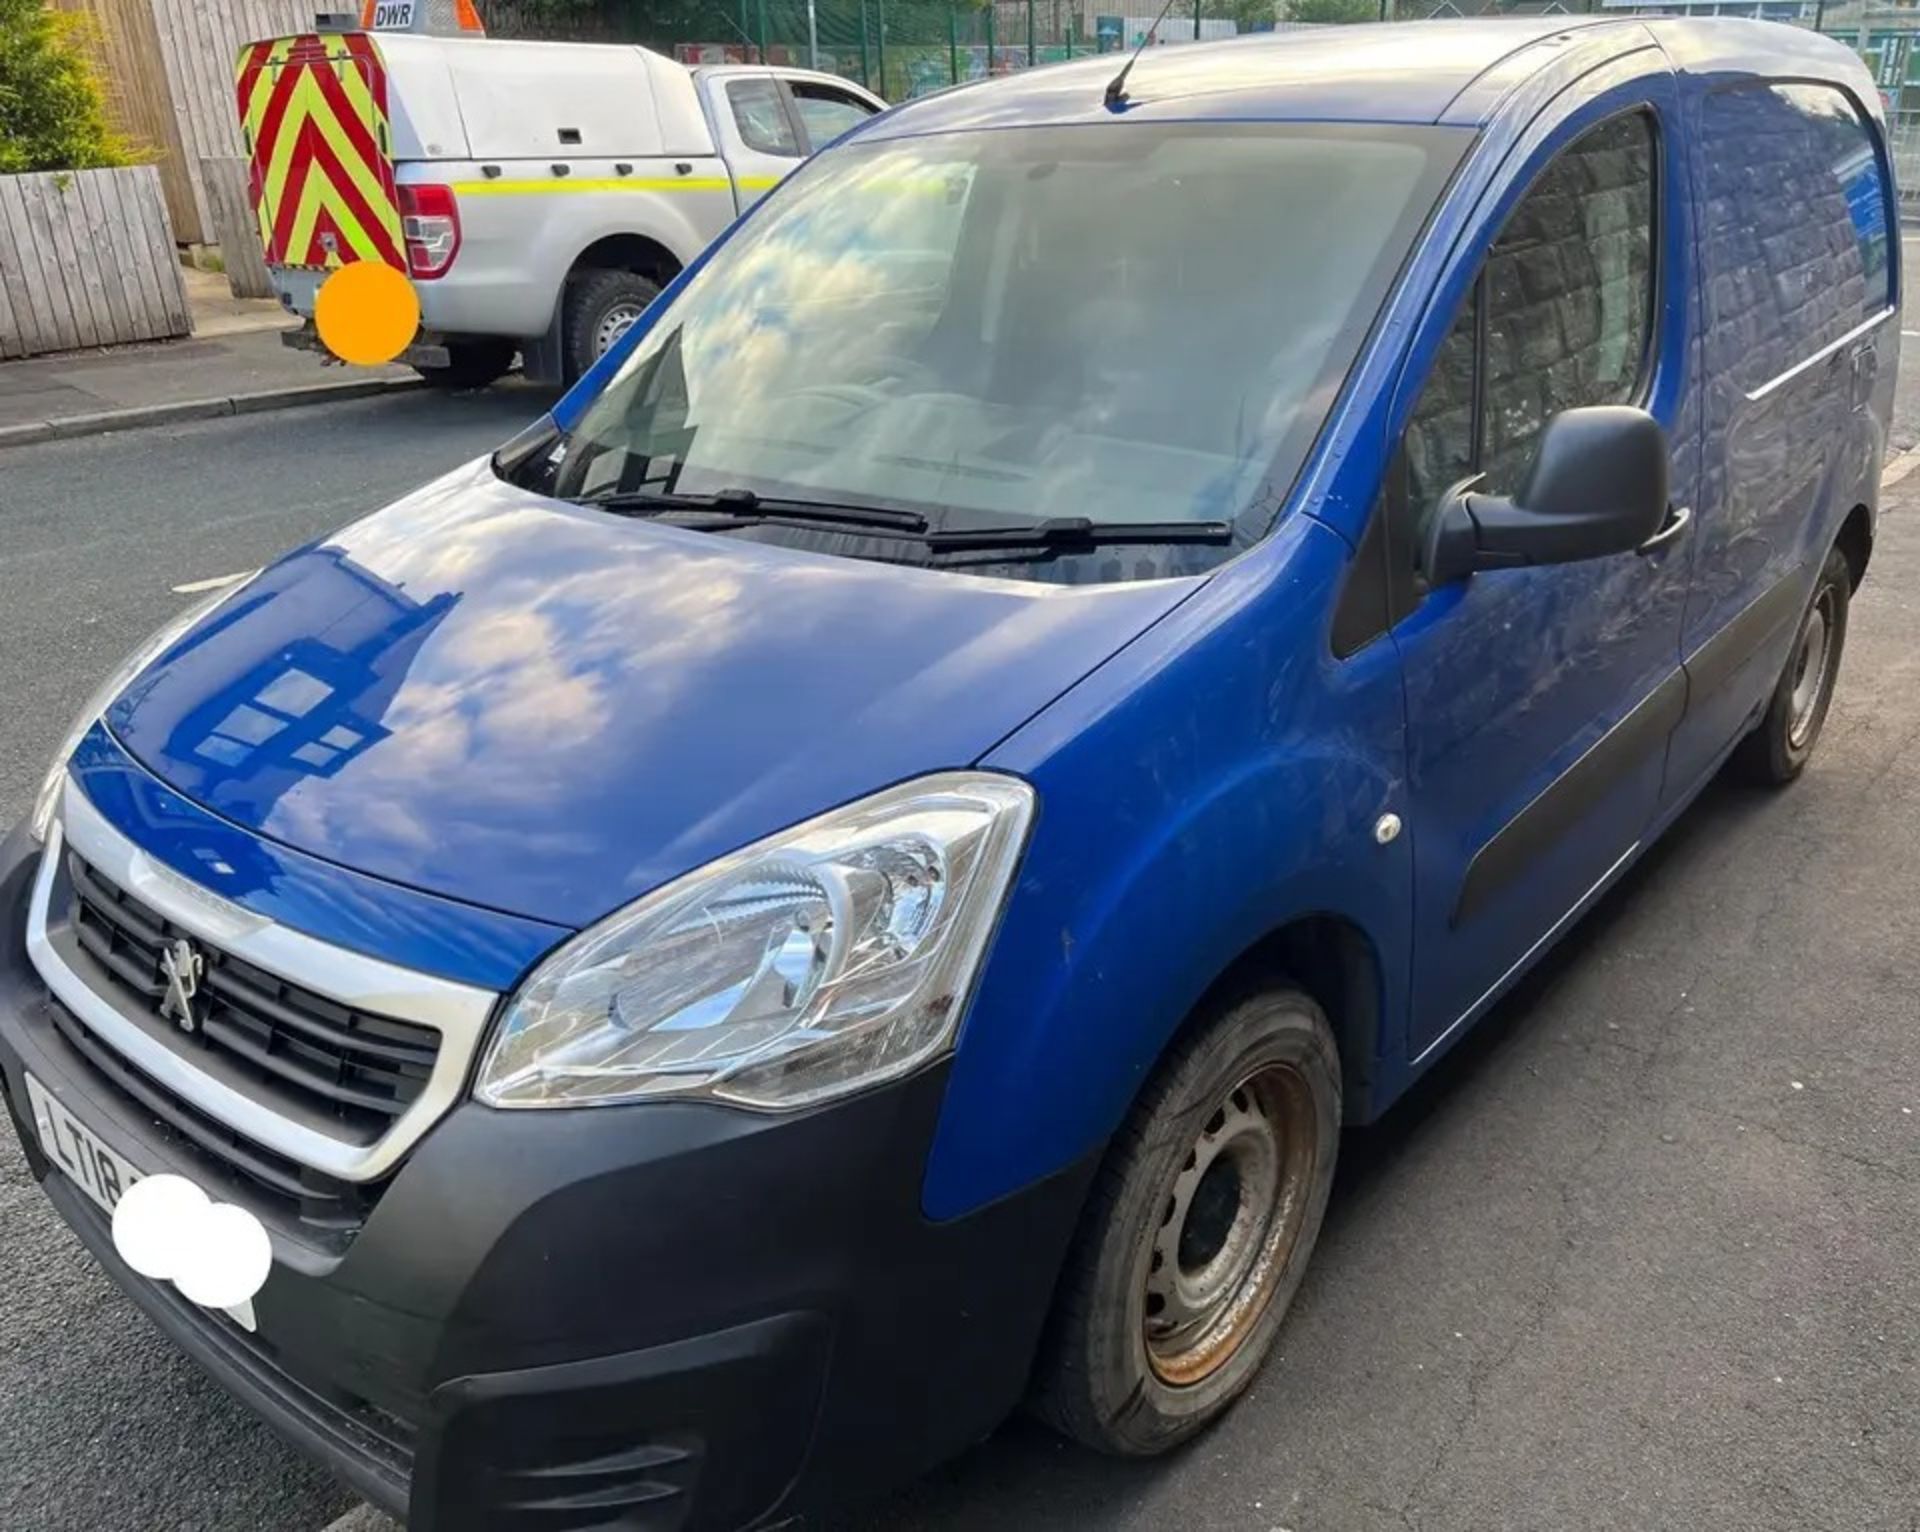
[24, 1073, 143, 1218]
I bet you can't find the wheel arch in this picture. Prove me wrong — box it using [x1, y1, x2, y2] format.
[1153, 912, 1387, 1130]
[1835, 501, 1873, 589]
[566, 232, 684, 289]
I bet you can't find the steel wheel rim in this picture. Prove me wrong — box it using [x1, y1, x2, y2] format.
[1787, 589, 1834, 749]
[1143, 1063, 1317, 1387]
[593, 302, 645, 358]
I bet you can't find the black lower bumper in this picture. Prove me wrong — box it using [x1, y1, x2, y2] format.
[0, 824, 1096, 1529]
[281, 320, 452, 371]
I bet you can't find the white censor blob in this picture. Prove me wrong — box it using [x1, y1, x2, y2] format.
[111, 1173, 272, 1314]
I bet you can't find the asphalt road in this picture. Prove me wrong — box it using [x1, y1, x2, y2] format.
[0, 387, 553, 1532]
[2, 382, 1920, 1532]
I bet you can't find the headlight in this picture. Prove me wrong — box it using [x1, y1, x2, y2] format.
[475, 773, 1035, 1110]
[27, 584, 246, 844]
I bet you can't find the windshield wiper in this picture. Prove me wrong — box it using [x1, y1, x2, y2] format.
[922, 517, 1234, 553]
[575, 486, 929, 534]
[576, 493, 1231, 557]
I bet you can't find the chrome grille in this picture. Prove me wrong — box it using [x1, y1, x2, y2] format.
[66, 850, 440, 1138]
[46, 996, 374, 1235]
[30, 782, 501, 1185]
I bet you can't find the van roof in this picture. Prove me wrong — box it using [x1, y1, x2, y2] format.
[874, 18, 1871, 135]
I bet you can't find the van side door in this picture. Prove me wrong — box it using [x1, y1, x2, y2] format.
[1386, 76, 1700, 1059]
[1664, 80, 1897, 797]
[705, 73, 807, 211]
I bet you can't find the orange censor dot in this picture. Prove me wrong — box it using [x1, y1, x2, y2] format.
[314, 259, 420, 366]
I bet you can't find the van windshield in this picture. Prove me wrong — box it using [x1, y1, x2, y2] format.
[527, 121, 1467, 576]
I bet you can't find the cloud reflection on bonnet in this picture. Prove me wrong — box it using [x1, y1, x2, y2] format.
[104, 461, 1201, 926]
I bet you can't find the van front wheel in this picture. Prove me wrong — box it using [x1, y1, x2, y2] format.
[1033, 986, 1340, 1456]
[563, 269, 663, 380]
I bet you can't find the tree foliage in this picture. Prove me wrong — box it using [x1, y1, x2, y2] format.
[1208, 0, 1286, 25]
[0, 0, 131, 174]
[1285, 0, 1376, 21]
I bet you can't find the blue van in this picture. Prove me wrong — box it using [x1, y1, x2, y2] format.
[0, 18, 1895, 1529]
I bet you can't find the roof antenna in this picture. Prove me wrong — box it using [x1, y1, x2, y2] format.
[1104, 0, 1184, 110]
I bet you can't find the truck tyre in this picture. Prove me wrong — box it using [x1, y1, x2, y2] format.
[564, 269, 663, 379]
[413, 339, 517, 390]
[1733, 545, 1851, 786]
[1032, 985, 1340, 1457]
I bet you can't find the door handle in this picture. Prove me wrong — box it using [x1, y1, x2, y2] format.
[1635, 503, 1691, 556]
[1851, 344, 1878, 412]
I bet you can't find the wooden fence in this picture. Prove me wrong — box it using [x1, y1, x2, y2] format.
[0, 166, 192, 360]
[51, 0, 308, 248]
[148, 0, 311, 249]
[50, 0, 200, 244]
[201, 156, 274, 298]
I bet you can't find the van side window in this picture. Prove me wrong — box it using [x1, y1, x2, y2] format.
[789, 81, 877, 151]
[1480, 112, 1654, 496]
[1404, 298, 1477, 538]
[1699, 82, 1890, 393]
[728, 79, 801, 158]
[1395, 111, 1656, 581]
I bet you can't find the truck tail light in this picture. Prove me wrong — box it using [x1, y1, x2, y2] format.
[398, 184, 460, 279]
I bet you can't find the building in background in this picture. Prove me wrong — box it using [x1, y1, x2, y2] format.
[1597, 0, 1818, 21]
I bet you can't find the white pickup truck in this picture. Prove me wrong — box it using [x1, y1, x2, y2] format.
[239, 32, 884, 385]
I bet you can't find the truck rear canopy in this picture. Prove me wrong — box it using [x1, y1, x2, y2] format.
[385, 35, 716, 161]
[235, 33, 404, 269]
[235, 32, 721, 271]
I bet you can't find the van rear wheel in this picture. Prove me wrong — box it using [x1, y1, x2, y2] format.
[1733, 545, 1851, 786]
[563, 269, 663, 380]
[1032, 986, 1340, 1456]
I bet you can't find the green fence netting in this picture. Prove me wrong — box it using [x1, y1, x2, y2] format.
[480, 0, 1262, 101]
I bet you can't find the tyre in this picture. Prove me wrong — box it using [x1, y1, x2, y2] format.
[1732, 545, 1851, 786]
[1033, 986, 1341, 1456]
[412, 338, 517, 390]
[562, 268, 663, 380]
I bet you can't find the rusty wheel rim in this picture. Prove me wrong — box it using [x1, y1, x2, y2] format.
[1143, 1063, 1317, 1387]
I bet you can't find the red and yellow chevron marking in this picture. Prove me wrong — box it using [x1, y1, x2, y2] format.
[234, 34, 404, 272]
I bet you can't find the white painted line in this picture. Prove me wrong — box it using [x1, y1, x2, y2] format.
[1881, 443, 1920, 489]
[170, 570, 256, 595]
[320, 1505, 396, 1532]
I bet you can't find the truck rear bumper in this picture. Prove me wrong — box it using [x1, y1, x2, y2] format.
[281, 321, 451, 372]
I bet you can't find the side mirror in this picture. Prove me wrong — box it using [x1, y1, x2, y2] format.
[1424, 405, 1673, 586]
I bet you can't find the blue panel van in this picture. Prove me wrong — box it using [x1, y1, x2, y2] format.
[0, 18, 1896, 1529]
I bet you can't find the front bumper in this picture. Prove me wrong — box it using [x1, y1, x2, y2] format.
[0, 823, 1094, 1529]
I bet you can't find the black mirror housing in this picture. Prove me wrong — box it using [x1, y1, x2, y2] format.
[1424, 406, 1670, 585]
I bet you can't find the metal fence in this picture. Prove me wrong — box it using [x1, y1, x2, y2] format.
[482, 0, 1292, 101]
[1887, 109, 1920, 214]
[473, 0, 1920, 211]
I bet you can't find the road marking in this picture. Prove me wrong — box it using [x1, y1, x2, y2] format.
[320, 1506, 396, 1532]
[1881, 442, 1920, 489]
[171, 570, 255, 594]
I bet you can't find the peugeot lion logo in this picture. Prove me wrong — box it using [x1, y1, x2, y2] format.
[158, 938, 205, 1035]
